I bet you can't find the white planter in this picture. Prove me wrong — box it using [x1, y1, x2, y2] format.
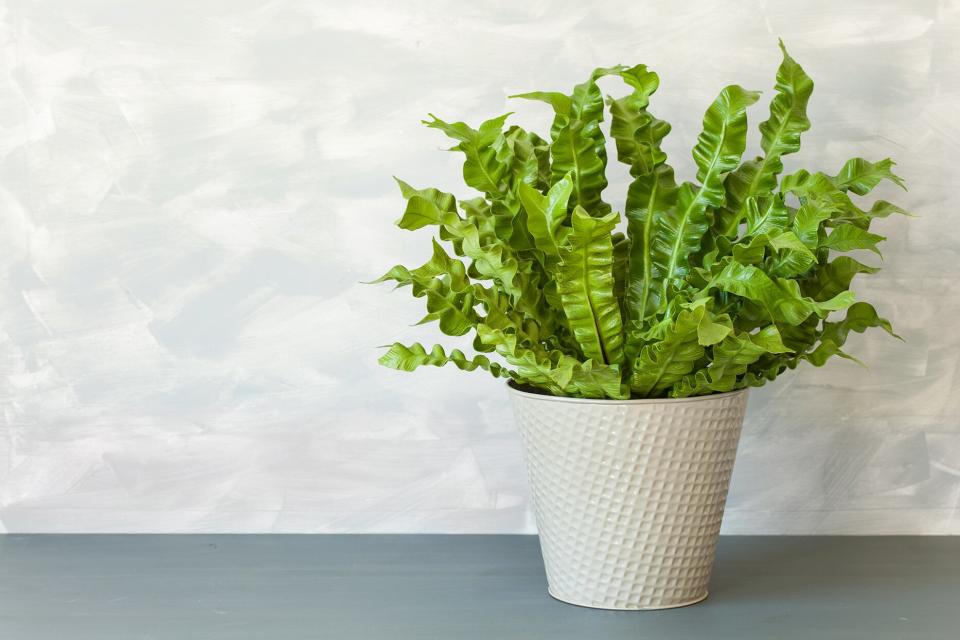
[509, 383, 749, 610]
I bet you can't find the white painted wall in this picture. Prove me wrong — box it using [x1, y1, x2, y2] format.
[0, 0, 957, 533]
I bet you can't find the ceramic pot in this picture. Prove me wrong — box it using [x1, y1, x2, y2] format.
[508, 383, 749, 610]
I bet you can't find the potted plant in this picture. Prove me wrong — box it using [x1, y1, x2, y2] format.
[372, 42, 908, 610]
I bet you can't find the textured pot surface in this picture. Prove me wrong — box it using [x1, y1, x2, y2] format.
[509, 385, 749, 610]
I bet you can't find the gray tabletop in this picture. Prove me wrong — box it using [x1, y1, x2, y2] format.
[1, 534, 957, 639]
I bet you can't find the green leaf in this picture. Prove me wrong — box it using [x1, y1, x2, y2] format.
[731, 233, 769, 265]
[394, 179, 460, 230]
[391, 180, 526, 303]
[781, 170, 883, 230]
[752, 324, 792, 354]
[672, 330, 770, 397]
[625, 165, 678, 328]
[792, 198, 834, 248]
[518, 175, 573, 257]
[605, 65, 679, 358]
[441, 218, 522, 298]
[630, 306, 706, 397]
[761, 41, 815, 160]
[697, 312, 734, 346]
[803, 256, 880, 301]
[822, 224, 886, 256]
[656, 85, 761, 303]
[776, 315, 821, 352]
[722, 40, 813, 231]
[372, 240, 489, 337]
[569, 360, 628, 399]
[380, 342, 513, 379]
[707, 260, 854, 325]
[693, 86, 763, 188]
[556, 207, 625, 364]
[607, 65, 670, 175]
[745, 195, 790, 237]
[475, 324, 625, 398]
[766, 231, 817, 277]
[829, 157, 906, 195]
[806, 302, 900, 366]
[612, 231, 630, 309]
[502, 125, 551, 190]
[424, 113, 512, 196]
[548, 116, 609, 215]
[512, 68, 620, 215]
[475, 324, 573, 392]
[868, 200, 914, 219]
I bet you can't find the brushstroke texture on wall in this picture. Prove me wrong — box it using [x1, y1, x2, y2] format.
[0, 0, 957, 533]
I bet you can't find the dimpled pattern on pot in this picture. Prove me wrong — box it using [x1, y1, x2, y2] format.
[509, 387, 748, 610]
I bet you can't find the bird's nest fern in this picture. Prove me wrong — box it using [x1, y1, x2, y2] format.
[373, 42, 908, 399]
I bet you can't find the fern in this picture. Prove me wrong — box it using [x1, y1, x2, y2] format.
[374, 42, 908, 398]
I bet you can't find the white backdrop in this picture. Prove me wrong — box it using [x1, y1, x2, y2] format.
[1, 0, 958, 533]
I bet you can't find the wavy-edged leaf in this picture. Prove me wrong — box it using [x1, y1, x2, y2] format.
[518, 174, 573, 257]
[511, 68, 621, 216]
[476, 324, 572, 393]
[822, 223, 885, 256]
[569, 360, 627, 399]
[735, 322, 805, 389]
[731, 233, 769, 266]
[372, 239, 504, 337]
[476, 324, 624, 398]
[393, 179, 526, 301]
[868, 200, 914, 219]
[501, 125, 551, 190]
[829, 157, 906, 195]
[443, 218, 522, 298]
[672, 330, 770, 397]
[745, 194, 790, 237]
[751, 324, 793, 353]
[606, 65, 677, 347]
[728, 226, 811, 278]
[723, 40, 813, 229]
[607, 65, 669, 174]
[806, 302, 900, 366]
[656, 85, 761, 303]
[394, 178, 460, 230]
[379, 342, 513, 379]
[684, 297, 735, 346]
[693, 85, 763, 191]
[766, 231, 817, 277]
[424, 113, 512, 196]
[802, 256, 880, 301]
[760, 41, 814, 159]
[781, 170, 878, 229]
[696, 325, 796, 395]
[497, 125, 554, 254]
[791, 197, 834, 248]
[697, 310, 734, 346]
[612, 231, 630, 303]
[629, 305, 706, 397]
[625, 165, 678, 330]
[775, 314, 821, 352]
[740, 356, 796, 388]
[707, 260, 854, 325]
[556, 207, 625, 364]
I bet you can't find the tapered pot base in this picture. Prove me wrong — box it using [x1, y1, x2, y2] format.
[548, 588, 709, 611]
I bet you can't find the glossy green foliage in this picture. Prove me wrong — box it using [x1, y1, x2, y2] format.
[374, 41, 908, 399]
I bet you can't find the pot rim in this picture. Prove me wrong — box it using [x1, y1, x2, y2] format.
[506, 380, 748, 405]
